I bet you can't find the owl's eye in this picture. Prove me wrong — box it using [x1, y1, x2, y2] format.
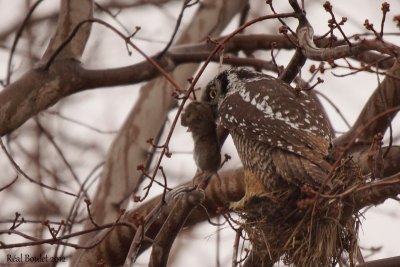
[209, 89, 217, 100]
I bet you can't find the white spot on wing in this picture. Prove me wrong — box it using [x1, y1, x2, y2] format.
[239, 89, 251, 102]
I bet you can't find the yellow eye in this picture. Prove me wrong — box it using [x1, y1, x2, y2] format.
[209, 89, 217, 100]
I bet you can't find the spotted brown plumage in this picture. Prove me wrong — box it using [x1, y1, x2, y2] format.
[201, 68, 332, 206]
[181, 101, 221, 177]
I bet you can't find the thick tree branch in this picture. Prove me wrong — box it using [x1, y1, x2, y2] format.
[41, 0, 92, 62]
[1, 32, 394, 137]
[0, 0, 93, 136]
[73, 168, 244, 266]
[0, 61, 81, 137]
[279, 0, 308, 83]
[352, 172, 400, 212]
[147, 189, 205, 267]
[297, 22, 400, 60]
[351, 145, 400, 177]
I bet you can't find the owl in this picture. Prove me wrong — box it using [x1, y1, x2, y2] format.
[201, 68, 332, 207]
[181, 101, 221, 184]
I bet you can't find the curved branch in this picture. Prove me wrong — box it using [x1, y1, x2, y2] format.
[41, 0, 92, 62]
[73, 168, 244, 266]
[297, 22, 400, 60]
[352, 172, 400, 213]
[147, 189, 205, 267]
[351, 145, 400, 177]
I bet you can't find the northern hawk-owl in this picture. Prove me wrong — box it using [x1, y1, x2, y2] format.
[201, 68, 332, 207]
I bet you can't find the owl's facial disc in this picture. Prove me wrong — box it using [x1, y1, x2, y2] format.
[202, 80, 216, 102]
[201, 79, 219, 116]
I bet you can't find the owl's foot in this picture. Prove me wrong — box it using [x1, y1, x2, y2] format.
[230, 170, 269, 210]
[229, 192, 268, 211]
[229, 197, 247, 211]
[230, 198, 260, 210]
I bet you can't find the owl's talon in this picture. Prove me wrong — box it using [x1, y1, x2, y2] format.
[229, 198, 247, 210]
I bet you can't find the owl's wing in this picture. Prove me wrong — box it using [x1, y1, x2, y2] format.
[219, 79, 331, 161]
[270, 149, 332, 186]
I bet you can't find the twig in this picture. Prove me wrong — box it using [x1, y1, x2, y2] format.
[53, 161, 104, 258]
[9, 212, 24, 230]
[94, 2, 130, 35]
[232, 227, 243, 267]
[5, 0, 44, 85]
[44, 111, 118, 134]
[43, 219, 63, 240]
[84, 199, 99, 227]
[315, 91, 351, 128]
[42, 18, 181, 93]
[124, 186, 198, 266]
[270, 42, 282, 75]
[0, 137, 77, 197]
[323, 1, 352, 47]
[216, 215, 221, 267]
[297, 77, 324, 92]
[35, 118, 86, 196]
[380, 2, 390, 39]
[267, 0, 296, 35]
[158, 166, 169, 202]
[0, 175, 18, 192]
[334, 60, 400, 146]
[0, 214, 135, 249]
[0, 218, 69, 226]
[364, 20, 381, 40]
[157, 0, 199, 59]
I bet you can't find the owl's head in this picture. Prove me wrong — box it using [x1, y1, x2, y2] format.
[201, 70, 229, 109]
[201, 68, 263, 111]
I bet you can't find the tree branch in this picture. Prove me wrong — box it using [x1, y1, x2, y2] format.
[352, 172, 400, 213]
[351, 145, 400, 177]
[147, 189, 205, 267]
[72, 168, 244, 266]
[41, 0, 92, 62]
